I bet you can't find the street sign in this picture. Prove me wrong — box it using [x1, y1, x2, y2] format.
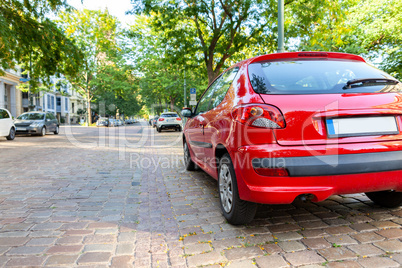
[190, 88, 196, 101]
[19, 78, 30, 82]
[189, 101, 197, 106]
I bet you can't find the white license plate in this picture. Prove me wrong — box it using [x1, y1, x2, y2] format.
[326, 116, 398, 138]
[16, 127, 26, 131]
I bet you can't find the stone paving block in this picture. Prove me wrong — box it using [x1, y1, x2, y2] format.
[371, 221, 400, 229]
[224, 246, 264, 260]
[47, 245, 83, 254]
[1, 223, 32, 231]
[0, 231, 29, 237]
[5, 256, 46, 266]
[299, 220, 329, 229]
[348, 244, 384, 257]
[278, 240, 305, 252]
[301, 229, 327, 238]
[56, 235, 83, 245]
[117, 232, 136, 242]
[351, 231, 385, 244]
[77, 252, 112, 264]
[83, 234, 116, 244]
[242, 234, 274, 245]
[350, 223, 377, 232]
[87, 222, 118, 229]
[111, 255, 134, 268]
[255, 255, 289, 268]
[284, 250, 325, 266]
[0, 237, 28, 246]
[374, 240, 402, 253]
[302, 237, 331, 249]
[44, 254, 79, 266]
[116, 243, 135, 255]
[369, 213, 396, 221]
[63, 229, 93, 236]
[84, 244, 114, 252]
[6, 246, 46, 255]
[274, 231, 303, 241]
[268, 224, 300, 233]
[325, 226, 355, 235]
[184, 243, 212, 255]
[183, 234, 212, 245]
[26, 237, 56, 246]
[376, 228, 402, 239]
[318, 247, 357, 261]
[186, 251, 227, 267]
[326, 260, 361, 268]
[326, 235, 358, 246]
[226, 259, 257, 268]
[31, 222, 63, 230]
[358, 256, 400, 268]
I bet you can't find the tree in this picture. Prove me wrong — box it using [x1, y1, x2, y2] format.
[57, 9, 120, 124]
[130, 0, 280, 84]
[0, 0, 83, 90]
[128, 15, 208, 113]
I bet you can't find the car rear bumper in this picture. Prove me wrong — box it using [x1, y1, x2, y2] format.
[233, 143, 402, 204]
[159, 123, 182, 129]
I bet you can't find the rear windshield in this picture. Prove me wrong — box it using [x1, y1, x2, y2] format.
[161, 114, 179, 117]
[17, 113, 45, 120]
[248, 59, 402, 94]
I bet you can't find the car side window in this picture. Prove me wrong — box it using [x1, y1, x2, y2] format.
[209, 67, 239, 109]
[46, 113, 51, 120]
[0, 109, 5, 119]
[49, 113, 56, 120]
[195, 75, 223, 115]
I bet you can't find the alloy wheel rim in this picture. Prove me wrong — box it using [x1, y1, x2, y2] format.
[219, 163, 233, 213]
[42, 128, 46, 135]
[10, 128, 15, 139]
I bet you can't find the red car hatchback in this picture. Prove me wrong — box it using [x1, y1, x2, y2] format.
[181, 52, 402, 225]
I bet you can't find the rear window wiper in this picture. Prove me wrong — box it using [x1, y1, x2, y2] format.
[343, 78, 399, 89]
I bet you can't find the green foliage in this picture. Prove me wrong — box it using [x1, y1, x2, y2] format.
[0, 0, 83, 91]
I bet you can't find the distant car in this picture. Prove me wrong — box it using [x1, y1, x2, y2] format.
[152, 116, 159, 127]
[0, 108, 15, 140]
[156, 112, 183, 132]
[15, 112, 59, 136]
[108, 119, 117, 127]
[182, 51, 402, 225]
[96, 117, 109, 127]
[116, 119, 124, 126]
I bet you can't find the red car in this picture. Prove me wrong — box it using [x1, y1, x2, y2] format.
[181, 52, 402, 225]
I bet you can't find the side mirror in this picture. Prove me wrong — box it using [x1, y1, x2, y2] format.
[181, 108, 193, 118]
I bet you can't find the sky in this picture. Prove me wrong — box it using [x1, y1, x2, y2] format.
[67, 0, 136, 26]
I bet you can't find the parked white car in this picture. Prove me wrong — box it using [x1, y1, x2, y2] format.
[156, 112, 183, 132]
[0, 108, 15, 140]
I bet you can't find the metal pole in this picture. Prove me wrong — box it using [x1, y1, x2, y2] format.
[277, 0, 285, 53]
[183, 68, 187, 107]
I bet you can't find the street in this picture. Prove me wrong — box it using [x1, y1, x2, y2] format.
[0, 123, 401, 267]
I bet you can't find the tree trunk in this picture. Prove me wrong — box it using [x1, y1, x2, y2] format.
[170, 97, 175, 112]
[86, 92, 92, 125]
[207, 62, 220, 84]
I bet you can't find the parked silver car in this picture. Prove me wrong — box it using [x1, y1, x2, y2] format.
[15, 112, 59, 136]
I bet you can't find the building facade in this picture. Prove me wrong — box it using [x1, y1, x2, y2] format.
[0, 69, 23, 117]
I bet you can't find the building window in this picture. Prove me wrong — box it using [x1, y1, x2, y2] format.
[51, 96, 55, 110]
[47, 94, 51, 109]
[65, 98, 68, 112]
[72, 103, 75, 113]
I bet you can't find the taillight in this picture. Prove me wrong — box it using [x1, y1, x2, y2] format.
[232, 104, 285, 128]
[159, 118, 164, 121]
[254, 168, 289, 177]
[176, 118, 182, 121]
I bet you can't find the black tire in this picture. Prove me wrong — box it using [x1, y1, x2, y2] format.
[54, 126, 59, 135]
[6, 127, 15, 140]
[365, 191, 402, 208]
[178, 126, 182, 132]
[156, 127, 161, 132]
[219, 154, 257, 225]
[40, 127, 46, 136]
[183, 141, 196, 171]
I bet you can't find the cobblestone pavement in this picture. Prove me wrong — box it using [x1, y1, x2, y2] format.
[0, 123, 401, 267]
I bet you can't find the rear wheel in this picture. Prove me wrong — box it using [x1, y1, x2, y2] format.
[365, 190, 402, 208]
[6, 127, 15, 140]
[218, 154, 257, 225]
[183, 141, 196, 171]
[156, 127, 161, 132]
[40, 127, 46, 136]
[54, 126, 59, 135]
